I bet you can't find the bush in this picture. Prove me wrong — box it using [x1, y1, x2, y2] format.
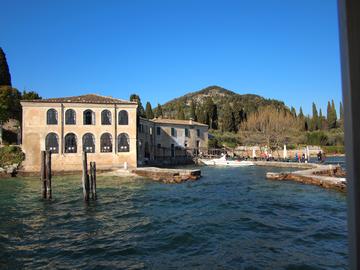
[0, 146, 25, 167]
[322, 145, 345, 154]
[306, 131, 328, 146]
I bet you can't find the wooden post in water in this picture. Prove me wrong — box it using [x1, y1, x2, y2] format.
[89, 162, 97, 200]
[92, 162, 97, 200]
[45, 150, 52, 199]
[82, 151, 89, 201]
[40, 151, 47, 199]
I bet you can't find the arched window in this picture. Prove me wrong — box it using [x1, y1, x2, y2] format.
[83, 110, 95, 125]
[118, 133, 130, 152]
[65, 109, 76, 125]
[101, 110, 112, 125]
[83, 133, 95, 153]
[45, 133, 59, 153]
[100, 133, 112, 152]
[64, 133, 77, 153]
[118, 110, 128, 125]
[46, 109, 58, 125]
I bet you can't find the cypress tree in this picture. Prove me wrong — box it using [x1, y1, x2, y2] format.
[298, 107, 304, 118]
[210, 103, 218, 129]
[290, 106, 297, 117]
[155, 103, 163, 118]
[0, 48, 11, 86]
[130, 94, 145, 117]
[339, 101, 344, 121]
[145, 102, 154, 119]
[318, 108, 323, 130]
[331, 99, 337, 128]
[327, 100, 337, 129]
[311, 102, 319, 130]
[222, 106, 235, 132]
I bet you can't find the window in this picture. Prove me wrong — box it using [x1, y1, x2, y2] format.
[65, 109, 76, 125]
[196, 140, 200, 148]
[45, 133, 59, 153]
[157, 144, 161, 149]
[171, 144, 175, 158]
[83, 109, 95, 125]
[171, 127, 176, 137]
[184, 141, 188, 148]
[118, 110, 128, 125]
[46, 109, 58, 125]
[185, 128, 190, 138]
[100, 133, 112, 152]
[65, 133, 77, 153]
[157, 127, 161, 135]
[118, 133, 130, 152]
[139, 124, 144, 133]
[101, 110, 112, 125]
[197, 129, 200, 137]
[83, 133, 95, 153]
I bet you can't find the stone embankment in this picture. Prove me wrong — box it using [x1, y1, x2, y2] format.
[132, 167, 201, 184]
[264, 162, 346, 192]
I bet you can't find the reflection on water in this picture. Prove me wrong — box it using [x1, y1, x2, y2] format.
[0, 164, 347, 269]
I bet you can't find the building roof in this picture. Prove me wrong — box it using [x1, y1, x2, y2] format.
[21, 94, 137, 105]
[150, 117, 208, 127]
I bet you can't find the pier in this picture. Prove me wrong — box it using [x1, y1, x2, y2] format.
[265, 162, 346, 192]
[132, 167, 201, 184]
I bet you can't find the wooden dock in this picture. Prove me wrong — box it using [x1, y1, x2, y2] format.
[132, 167, 201, 184]
[266, 163, 346, 192]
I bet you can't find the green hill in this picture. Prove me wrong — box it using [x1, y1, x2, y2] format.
[156, 85, 288, 128]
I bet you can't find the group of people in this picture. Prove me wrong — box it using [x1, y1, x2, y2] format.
[293, 151, 326, 163]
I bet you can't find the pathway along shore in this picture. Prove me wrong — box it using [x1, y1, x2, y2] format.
[261, 161, 346, 192]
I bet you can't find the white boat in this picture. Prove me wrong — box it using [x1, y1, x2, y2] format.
[200, 155, 255, 167]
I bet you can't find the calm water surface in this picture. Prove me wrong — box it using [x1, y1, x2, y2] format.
[0, 164, 348, 269]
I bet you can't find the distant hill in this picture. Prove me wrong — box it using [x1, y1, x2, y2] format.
[158, 85, 288, 120]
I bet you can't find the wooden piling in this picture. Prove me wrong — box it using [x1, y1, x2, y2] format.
[45, 150, 52, 199]
[40, 151, 47, 199]
[82, 151, 89, 201]
[89, 162, 97, 200]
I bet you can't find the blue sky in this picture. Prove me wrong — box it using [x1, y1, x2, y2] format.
[1, 0, 341, 115]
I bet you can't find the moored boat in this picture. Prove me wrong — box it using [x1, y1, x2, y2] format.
[200, 155, 254, 167]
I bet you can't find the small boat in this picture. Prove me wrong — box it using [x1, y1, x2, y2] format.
[200, 155, 255, 167]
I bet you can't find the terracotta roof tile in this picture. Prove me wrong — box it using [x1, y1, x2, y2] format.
[22, 94, 136, 105]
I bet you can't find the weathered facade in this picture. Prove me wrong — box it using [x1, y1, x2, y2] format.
[21, 94, 138, 172]
[138, 118, 208, 165]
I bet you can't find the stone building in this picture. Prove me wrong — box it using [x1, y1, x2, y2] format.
[20, 94, 138, 172]
[138, 117, 208, 165]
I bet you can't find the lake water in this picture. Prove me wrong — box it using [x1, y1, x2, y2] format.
[0, 164, 348, 269]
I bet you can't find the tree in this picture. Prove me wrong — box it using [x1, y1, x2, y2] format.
[222, 106, 235, 132]
[176, 104, 185, 120]
[22, 90, 42, 100]
[0, 48, 11, 86]
[189, 100, 197, 121]
[130, 94, 145, 117]
[339, 101, 344, 121]
[155, 103, 163, 118]
[290, 106, 297, 117]
[327, 100, 337, 129]
[145, 102, 154, 119]
[311, 102, 319, 130]
[298, 107, 304, 118]
[0, 86, 21, 144]
[240, 106, 302, 150]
